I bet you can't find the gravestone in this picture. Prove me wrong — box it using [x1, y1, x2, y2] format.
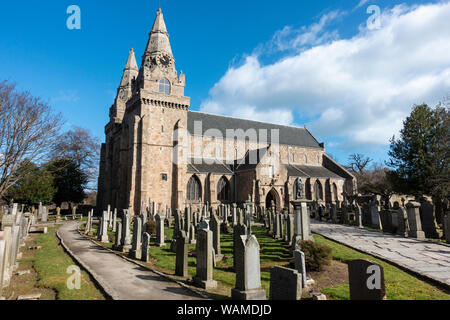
[291, 200, 313, 251]
[269, 266, 302, 300]
[113, 221, 122, 251]
[199, 220, 209, 230]
[193, 229, 217, 289]
[232, 204, 237, 227]
[130, 217, 143, 259]
[331, 204, 338, 223]
[0, 218, 12, 287]
[348, 259, 386, 300]
[72, 206, 77, 220]
[231, 234, 266, 300]
[85, 210, 92, 234]
[175, 230, 189, 278]
[233, 223, 247, 271]
[369, 202, 382, 230]
[155, 214, 165, 247]
[98, 211, 110, 243]
[444, 213, 450, 244]
[112, 209, 118, 232]
[141, 232, 150, 262]
[406, 202, 426, 240]
[107, 205, 112, 228]
[285, 214, 294, 245]
[342, 204, 349, 225]
[0, 239, 5, 298]
[209, 213, 222, 260]
[294, 250, 307, 288]
[379, 210, 393, 233]
[273, 213, 281, 239]
[41, 206, 48, 223]
[9, 225, 20, 272]
[396, 207, 409, 237]
[419, 201, 439, 239]
[355, 205, 363, 228]
[119, 212, 132, 252]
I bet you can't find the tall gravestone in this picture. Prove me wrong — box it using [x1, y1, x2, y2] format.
[406, 202, 426, 240]
[355, 204, 363, 228]
[175, 230, 189, 277]
[233, 223, 247, 271]
[193, 229, 217, 289]
[396, 207, 409, 237]
[291, 200, 313, 251]
[419, 201, 439, 239]
[285, 214, 294, 245]
[1, 215, 14, 287]
[209, 213, 222, 260]
[348, 259, 386, 300]
[294, 249, 307, 288]
[112, 209, 118, 232]
[141, 232, 150, 262]
[0, 238, 5, 298]
[98, 211, 110, 243]
[155, 213, 165, 247]
[369, 202, 382, 230]
[232, 234, 266, 300]
[269, 266, 302, 300]
[113, 221, 122, 250]
[119, 212, 132, 253]
[331, 204, 338, 223]
[130, 217, 143, 259]
[232, 204, 237, 227]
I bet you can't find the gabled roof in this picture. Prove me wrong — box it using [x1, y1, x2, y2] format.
[235, 148, 268, 172]
[187, 111, 322, 149]
[187, 158, 233, 175]
[286, 164, 344, 179]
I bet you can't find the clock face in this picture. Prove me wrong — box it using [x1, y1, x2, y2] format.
[158, 54, 172, 67]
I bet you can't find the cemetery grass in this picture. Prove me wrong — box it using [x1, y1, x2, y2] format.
[313, 234, 450, 300]
[32, 226, 105, 300]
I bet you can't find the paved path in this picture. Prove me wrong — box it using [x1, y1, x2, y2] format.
[58, 221, 204, 300]
[311, 221, 450, 288]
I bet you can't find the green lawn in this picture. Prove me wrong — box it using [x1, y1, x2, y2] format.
[314, 234, 450, 300]
[31, 227, 105, 300]
[91, 220, 449, 300]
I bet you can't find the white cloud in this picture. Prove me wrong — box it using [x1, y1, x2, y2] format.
[50, 90, 80, 103]
[355, 0, 370, 10]
[200, 2, 450, 148]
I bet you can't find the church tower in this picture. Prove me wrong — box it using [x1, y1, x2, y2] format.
[118, 7, 190, 213]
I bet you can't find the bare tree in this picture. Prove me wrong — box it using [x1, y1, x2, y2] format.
[0, 80, 63, 197]
[348, 153, 373, 173]
[52, 126, 100, 189]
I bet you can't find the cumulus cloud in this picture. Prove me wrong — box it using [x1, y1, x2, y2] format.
[200, 2, 450, 148]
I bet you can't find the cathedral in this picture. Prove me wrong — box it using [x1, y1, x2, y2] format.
[97, 8, 356, 214]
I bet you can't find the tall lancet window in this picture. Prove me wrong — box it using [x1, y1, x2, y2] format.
[159, 78, 171, 95]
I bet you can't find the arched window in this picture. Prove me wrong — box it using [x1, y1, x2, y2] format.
[314, 180, 323, 201]
[187, 176, 201, 201]
[217, 176, 230, 201]
[159, 78, 171, 95]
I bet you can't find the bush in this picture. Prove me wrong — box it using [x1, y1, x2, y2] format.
[297, 240, 332, 271]
[145, 221, 156, 235]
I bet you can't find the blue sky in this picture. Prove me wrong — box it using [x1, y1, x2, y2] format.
[1, 0, 449, 166]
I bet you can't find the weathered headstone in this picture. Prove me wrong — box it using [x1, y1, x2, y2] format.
[113, 221, 122, 251]
[233, 223, 247, 271]
[355, 204, 363, 228]
[369, 202, 382, 230]
[112, 209, 118, 232]
[291, 200, 313, 251]
[269, 266, 302, 300]
[119, 212, 132, 252]
[175, 230, 189, 277]
[285, 214, 294, 245]
[406, 202, 426, 240]
[331, 204, 338, 223]
[294, 250, 307, 288]
[0, 238, 5, 298]
[348, 259, 386, 300]
[231, 234, 266, 300]
[97, 211, 110, 243]
[232, 203, 237, 226]
[130, 217, 142, 259]
[41, 206, 48, 223]
[193, 229, 217, 289]
[379, 210, 393, 233]
[141, 232, 150, 262]
[396, 207, 409, 237]
[155, 213, 165, 247]
[209, 213, 222, 260]
[419, 200, 439, 239]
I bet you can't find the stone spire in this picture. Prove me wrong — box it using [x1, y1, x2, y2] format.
[110, 47, 139, 122]
[144, 7, 173, 57]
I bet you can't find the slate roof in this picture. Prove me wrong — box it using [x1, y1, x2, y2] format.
[187, 111, 322, 149]
[187, 158, 233, 174]
[235, 148, 268, 172]
[286, 164, 344, 179]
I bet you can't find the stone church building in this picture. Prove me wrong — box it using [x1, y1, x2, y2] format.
[97, 8, 356, 214]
